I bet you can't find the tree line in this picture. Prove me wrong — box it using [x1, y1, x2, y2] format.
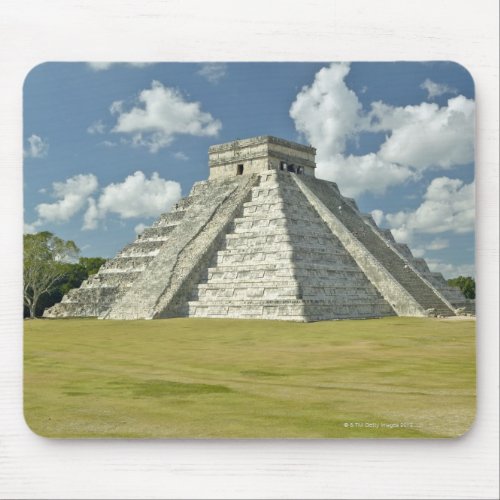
[447, 276, 475, 300]
[24, 231, 106, 318]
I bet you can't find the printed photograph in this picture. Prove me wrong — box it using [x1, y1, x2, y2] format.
[23, 62, 476, 438]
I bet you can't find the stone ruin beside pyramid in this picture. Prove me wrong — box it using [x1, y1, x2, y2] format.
[44, 136, 474, 321]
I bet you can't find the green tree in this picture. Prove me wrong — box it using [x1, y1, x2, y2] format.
[79, 257, 107, 277]
[29, 256, 107, 317]
[23, 231, 79, 318]
[447, 276, 475, 299]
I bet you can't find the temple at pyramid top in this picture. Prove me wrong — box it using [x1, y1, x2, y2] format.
[208, 135, 316, 179]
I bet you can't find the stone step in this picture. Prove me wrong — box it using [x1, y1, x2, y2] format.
[195, 284, 381, 300]
[237, 211, 326, 224]
[224, 236, 340, 250]
[206, 260, 368, 273]
[101, 255, 154, 271]
[232, 217, 326, 232]
[225, 231, 338, 242]
[153, 210, 187, 225]
[188, 298, 395, 321]
[250, 187, 302, 200]
[214, 251, 355, 266]
[216, 244, 353, 258]
[242, 197, 314, 209]
[139, 225, 177, 239]
[189, 297, 392, 306]
[99, 266, 144, 274]
[205, 274, 370, 287]
[231, 222, 327, 235]
[117, 240, 165, 256]
[242, 198, 319, 211]
[86, 271, 143, 288]
[116, 250, 160, 259]
[225, 227, 341, 240]
[242, 204, 318, 218]
[197, 279, 378, 290]
[213, 256, 356, 269]
[241, 209, 320, 222]
[200, 266, 383, 285]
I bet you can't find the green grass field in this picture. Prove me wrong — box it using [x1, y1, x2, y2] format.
[24, 317, 475, 438]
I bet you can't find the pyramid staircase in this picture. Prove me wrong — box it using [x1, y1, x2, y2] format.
[188, 171, 396, 320]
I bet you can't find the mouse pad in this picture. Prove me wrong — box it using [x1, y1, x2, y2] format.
[23, 61, 476, 438]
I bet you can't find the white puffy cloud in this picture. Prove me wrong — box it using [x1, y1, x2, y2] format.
[112, 80, 221, 153]
[425, 260, 475, 279]
[290, 63, 361, 159]
[128, 132, 172, 153]
[289, 64, 475, 196]
[25, 134, 49, 158]
[83, 171, 181, 229]
[198, 63, 227, 84]
[87, 62, 152, 71]
[87, 120, 106, 134]
[134, 223, 147, 235]
[34, 174, 99, 225]
[410, 247, 426, 258]
[27, 170, 181, 231]
[371, 209, 384, 226]
[316, 152, 414, 197]
[126, 63, 151, 68]
[87, 62, 114, 71]
[369, 96, 475, 170]
[82, 198, 99, 230]
[426, 237, 449, 251]
[290, 63, 414, 196]
[109, 100, 123, 115]
[173, 151, 189, 161]
[420, 78, 457, 100]
[385, 177, 474, 243]
[410, 238, 450, 259]
[23, 222, 38, 234]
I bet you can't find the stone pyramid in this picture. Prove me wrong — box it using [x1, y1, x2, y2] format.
[45, 136, 473, 321]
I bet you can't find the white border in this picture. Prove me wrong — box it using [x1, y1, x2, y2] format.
[0, 1, 498, 498]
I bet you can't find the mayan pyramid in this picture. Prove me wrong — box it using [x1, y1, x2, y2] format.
[45, 136, 474, 321]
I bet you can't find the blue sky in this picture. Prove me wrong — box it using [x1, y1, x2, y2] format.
[23, 61, 475, 278]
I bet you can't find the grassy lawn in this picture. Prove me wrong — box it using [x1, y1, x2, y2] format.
[24, 317, 475, 438]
